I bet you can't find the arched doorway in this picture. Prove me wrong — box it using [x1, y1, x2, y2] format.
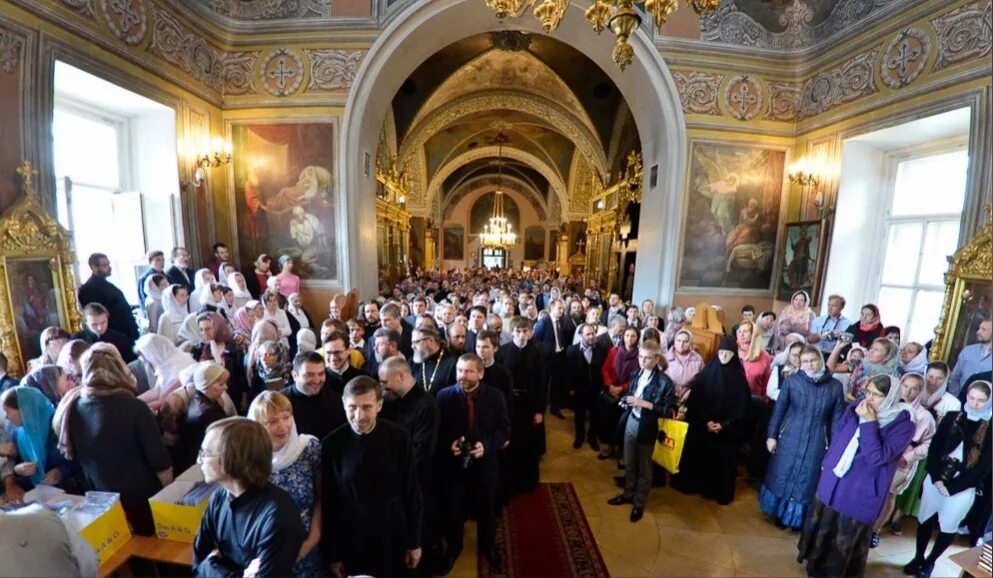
[341, 0, 687, 305]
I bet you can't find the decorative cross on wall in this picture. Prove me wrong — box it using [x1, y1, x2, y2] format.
[110, 0, 141, 31]
[730, 79, 758, 118]
[16, 160, 38, 194]
[887, 36, 921, 80]
[269, 57, 297, 89]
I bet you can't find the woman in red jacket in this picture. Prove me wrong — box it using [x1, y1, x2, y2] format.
[597, 327, 641, 460]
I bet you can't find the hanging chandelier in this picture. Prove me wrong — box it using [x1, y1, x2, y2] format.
[483, 0, 720, 71]
[479, 132, 518, 250]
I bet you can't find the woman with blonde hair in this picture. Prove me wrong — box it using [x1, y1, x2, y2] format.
[248, 390, 323, 576]
[53, 343, 172, 535]
[828, 336, 899, 400]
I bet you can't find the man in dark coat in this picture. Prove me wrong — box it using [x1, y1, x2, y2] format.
[436, 354, 511, 572]
[74, 303, 137, 363]
[410, 327, 457, 396]
[164, 246, 195, 294]
[77, 253, 139, 346]
[321, 376, 423, 578]
[281, 351, 346, 440]
[566, 323, 610, 450]
[497, 316, 545, 494]
[532, 298, 575, 418]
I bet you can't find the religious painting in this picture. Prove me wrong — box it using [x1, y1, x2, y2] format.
[229, 121, 338, 284]
[443, 227, 464, 261]
[947, 280, 992, 369]
[774, 220, 829, 305]
[6, 258, 65, 364]
[524, 226, 546, 261]
[678, 142, 786, 292]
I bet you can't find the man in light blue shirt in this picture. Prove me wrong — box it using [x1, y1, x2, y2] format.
[807, 294, 852, 354]
[949, 318, 992, 395]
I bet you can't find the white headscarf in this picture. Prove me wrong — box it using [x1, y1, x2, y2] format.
[296, 329, 316, 353]
[287, 293, 310, 330]
[272, 418, 316, 472]
[833, 374, 912, 478]
[161, 284, 187, 323]
[229, 272, 253, 307]
[963, 380, 993, 422]
[135, 334, 197, 399]
[217, 263, 233, 287]
[144, 275, 164, 308]
[192, 269, 216, 310]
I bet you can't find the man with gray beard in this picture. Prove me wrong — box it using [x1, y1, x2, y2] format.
[410, 327, 458, 396]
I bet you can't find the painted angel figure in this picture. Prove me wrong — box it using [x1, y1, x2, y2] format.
[289, 206, 331, 259]
[693, 149, 741, 235]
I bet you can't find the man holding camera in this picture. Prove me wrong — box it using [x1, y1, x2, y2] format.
[436, 354, 511, 573]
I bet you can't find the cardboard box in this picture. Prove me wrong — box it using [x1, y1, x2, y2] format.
[149, 464, 214, 543]
[78, 498, 132, 565]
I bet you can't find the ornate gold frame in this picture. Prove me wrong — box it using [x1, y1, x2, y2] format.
[0, 162, 81, 377]
[930, 205, 992, 365]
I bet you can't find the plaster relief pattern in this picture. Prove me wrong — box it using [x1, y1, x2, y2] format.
[220, 51, 259, 96]
[61, 0, 95, 18]
[304, 49, 363, 91]
[798, 47, 880, 119]
[880, 27, 930, 88]
[206, 0, 331, 20]
[931, 0, 993, 71]
[765, 82, 801, 121]
[0, 26, 25, 74]
[723, 75, 764, 120]
[148, 8, 223, 91]
[259, 48, 304, 97]
[100, 0, 148, 46]
[672, 71, 723, 116]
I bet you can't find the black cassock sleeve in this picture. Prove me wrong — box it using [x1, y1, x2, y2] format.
[399, 429, 424, 550]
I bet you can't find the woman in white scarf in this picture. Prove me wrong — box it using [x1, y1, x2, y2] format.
[920, 361, 962, 421]
[248, 391, 323, 575]
[262, 290, 292, 348]
[135, 334, 197, 410]
[157, 284, 190, 345]
[832, 374, 913, 478]
[228, 272, 254, 308]
[189, 268, 216, 312]
[143, 274, 167, 334]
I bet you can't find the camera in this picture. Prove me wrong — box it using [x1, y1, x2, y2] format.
[938, 456, 961, 485]
[459, 436, 475, 469]
[839, 332, 854, 344]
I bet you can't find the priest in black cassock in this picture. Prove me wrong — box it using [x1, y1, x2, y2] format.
[475, 330, 515, 507]
[437, 354, 511, 572]
[322, 331, 363, 395]
[411, 327, 457, 395]
[76, 253, 139, 347]
[499, 316, 546, 494]
[321, 376, 423, 578]
[281, 351, 346, 440]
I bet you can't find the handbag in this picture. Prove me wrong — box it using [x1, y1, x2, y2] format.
[652, 416, 688, 474]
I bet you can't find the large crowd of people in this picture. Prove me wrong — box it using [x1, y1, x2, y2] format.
[0, 244, 990, 578]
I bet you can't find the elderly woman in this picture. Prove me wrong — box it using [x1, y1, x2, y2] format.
[760, 346, 844, 529]
[663, 306, 687, 348]
[906, 380, 991, 578]
[262, 290, 293, 349]
[1, 386, 75, 491]
[249, 391, 323, 576]
[134, 334, 197, 411]
[158, 362, 232, 473]
[53, 344, 173, 535]
[828, 336, 899, 400]
[797, 374, 914, 578]
[249, 341, 293, 403]
[598, 327, 642, 460]
[664, 329, 704, 396]
[26, 327, 69, 373]
[776, 291, 815, 354]
[20, 365, 70, 405]
[158, 284, 191, 345]
[872, 372, 935, 547]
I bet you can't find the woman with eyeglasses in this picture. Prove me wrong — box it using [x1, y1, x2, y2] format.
[797, 374, 914, 578]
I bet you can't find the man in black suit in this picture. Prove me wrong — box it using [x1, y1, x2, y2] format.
[77, 253, 139, 347]
[164, 246, 195, 294]
[362, 327, 401, 378]
[532, 299, 575, 419]
[410, 327, 457, 395]
[497, 316, 545, 494]
[600, 293, 625, 326]
[465, 306, 488, 356]
[74, 303, 137, 363]
[597, 313, 628, 351]
[566, 323, 610, 450]
[436, 354, 511, 572]
[322, 331, 364, 396]
[376, 303, 413, 359]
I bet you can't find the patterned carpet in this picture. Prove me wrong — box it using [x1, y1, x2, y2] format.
[480, 483, 610, 578]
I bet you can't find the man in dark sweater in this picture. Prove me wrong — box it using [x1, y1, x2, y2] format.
[77, 253, 138, 346]
[280, 351, 346, 440]
[323, 331, 363, 396]
[74, 303, 137, 363]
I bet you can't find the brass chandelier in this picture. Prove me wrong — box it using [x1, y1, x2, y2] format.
[484, 0, 720, 70]
[479, 132, 517, 250]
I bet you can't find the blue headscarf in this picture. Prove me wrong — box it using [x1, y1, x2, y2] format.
[11, 386, 55, 485]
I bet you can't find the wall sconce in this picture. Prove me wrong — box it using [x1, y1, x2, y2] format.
[788, 155, 826, 215]
[618, 214, 633, 251]
[190, 137, 233, 187]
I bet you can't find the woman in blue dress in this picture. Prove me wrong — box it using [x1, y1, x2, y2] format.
[249, 390, 324, 577]
[760, 345, 845, 529]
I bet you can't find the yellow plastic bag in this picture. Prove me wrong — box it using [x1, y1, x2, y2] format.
[652, 418, 688, 474]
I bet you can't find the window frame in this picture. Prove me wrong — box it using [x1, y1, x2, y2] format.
[872, 140, 968, 342]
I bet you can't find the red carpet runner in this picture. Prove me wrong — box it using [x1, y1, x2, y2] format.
[479, 483, 610, 578]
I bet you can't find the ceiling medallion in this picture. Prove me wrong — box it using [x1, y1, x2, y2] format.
[490, 31, 533, 52]
[484, 0, 719, 70]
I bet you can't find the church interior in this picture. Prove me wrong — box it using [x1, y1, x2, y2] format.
[0, 0, 991, 576]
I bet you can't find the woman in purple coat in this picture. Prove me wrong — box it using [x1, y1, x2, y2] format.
[797, 373, 915, 578]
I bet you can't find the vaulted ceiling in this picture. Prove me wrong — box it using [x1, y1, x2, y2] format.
[380, 31, 639, 223]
